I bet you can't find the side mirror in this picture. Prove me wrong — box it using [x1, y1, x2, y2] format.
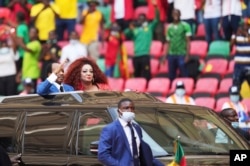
[90, 141, 99, 155]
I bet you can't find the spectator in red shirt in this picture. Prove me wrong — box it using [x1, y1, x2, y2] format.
[8, 0, 32, 25]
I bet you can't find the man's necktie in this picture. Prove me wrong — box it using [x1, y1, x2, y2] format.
[128, 122, 140, 166]
[59, 86, 64, 92]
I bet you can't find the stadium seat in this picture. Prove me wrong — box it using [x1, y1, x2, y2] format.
[155, 60, 168, 77]
[127, 58, 134, 75]
[123, 41, 134, 57]
[124, 77, 147, 92]
[207, 40, 230, 59]
[215, 97, 230, 112]
[57, 41, 69, 48]
[150, 58, 160, 77]
[169, 77, 195, 95]
[224, 60, 234, 78]
[216, 78, 232, 99]
[155, 96, 166, 102]
[0, 7, 11, 19]
[146, 78, 170, 97]
[195, 23, 205, 40]
[99, 42, 107, 57]
[192, 78, 219, 97]
[195, 97, 216, 109]
[134, 6, 148, 19]
[201, 58, 228, 79]
[150, 40, 164, 59]
[107, 77, 125, 91]
[189, 40, 208, 59]
[75, 24, 83, 36]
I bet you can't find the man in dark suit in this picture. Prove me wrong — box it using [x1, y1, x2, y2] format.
[98, 98, 164, 166]
[37, 62, 74, 96]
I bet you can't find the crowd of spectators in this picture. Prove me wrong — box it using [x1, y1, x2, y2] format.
[0, 0, 250, 104]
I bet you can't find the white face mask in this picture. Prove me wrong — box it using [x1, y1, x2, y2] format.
[0, 47, 10, 54]
[230, 95, 240, 103]
[175, 89, 185, 97]
[142, 21, 148, 27]
[120, 111, 135, 122]
[231, 122, 239, 128]
[69, 39, 78, 45]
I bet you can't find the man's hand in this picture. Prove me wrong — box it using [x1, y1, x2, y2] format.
[129, 22, 135, 30]
[54, 60, 68, 74]
[151, 0, 157, 6]
[10, 153, 21, 166]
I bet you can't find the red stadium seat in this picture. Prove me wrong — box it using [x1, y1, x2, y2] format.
[155, 96, 166, 102]
[169, 77, 195, 95]
[195, 23, 205, 39]
[215, 97, 230, 112]
[195, 97, 216, 109]
[99, 42, 107, 57]
[0, 7, 11, 19]
[155, 60, 169, 77]
[75, 24, 83, 36]
[107, 77, 125, 91]
[123, 41, 134, 57]
[134, 6, 148, 19]
[217, 78, 232, 97]
[150, 58, 160, 76]
[193, 78, 219, 97]
[146, 78, 170, 97]
[225, 60, 234, 78]
[189, 40, 208, 59]
[127, 58, 134, 75]
[124, 77, 147, 92]
[150, 40, 164, 58]
[201, 58, 228, 79]
[57, 41, 69, 48]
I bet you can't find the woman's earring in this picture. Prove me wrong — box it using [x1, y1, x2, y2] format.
[92, 77, 95, 83]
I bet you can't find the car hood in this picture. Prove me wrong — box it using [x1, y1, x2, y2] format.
[158, 155, 229, 166]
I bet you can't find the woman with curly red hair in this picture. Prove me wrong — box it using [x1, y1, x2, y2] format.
[64, 57, 110, 91]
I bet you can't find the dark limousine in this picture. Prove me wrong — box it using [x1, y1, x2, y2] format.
[0, 91, 249, 165]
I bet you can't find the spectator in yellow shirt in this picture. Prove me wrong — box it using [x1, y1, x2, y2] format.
[79, 0, 103, 60]
[30, 0, 60, 43]
[54, 0, 77, 41]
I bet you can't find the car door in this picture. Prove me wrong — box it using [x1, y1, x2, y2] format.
[68, 107, 113, 166]
[20, 108, 77, 165]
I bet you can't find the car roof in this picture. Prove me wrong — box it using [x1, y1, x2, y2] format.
[0, 91, 160, 105]
[0, 91, 214, 115]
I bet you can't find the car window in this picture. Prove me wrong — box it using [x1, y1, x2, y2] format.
[0, 110, 19, 153]
[23, 110, 74, 154]
[134, 106, 246, 155]
[76, 109, 111, 155]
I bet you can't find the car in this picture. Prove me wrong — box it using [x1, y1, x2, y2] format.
[0, 91, 249, 166]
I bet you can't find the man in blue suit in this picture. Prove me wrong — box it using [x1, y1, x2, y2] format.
[37, 62, 74, 96]
[98, 98, 164, 166]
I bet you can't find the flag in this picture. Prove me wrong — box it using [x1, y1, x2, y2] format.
[167, 140, 186, 166]
[119, 43, 129, 79]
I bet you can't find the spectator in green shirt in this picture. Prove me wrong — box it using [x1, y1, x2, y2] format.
[124, 0, 159, 81]
[162, 9, 191, 81]
[19, 27, 41, 92]
[15, 12, 29, 77]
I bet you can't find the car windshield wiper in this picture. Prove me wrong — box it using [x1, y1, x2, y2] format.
[154, 154, 173, 157]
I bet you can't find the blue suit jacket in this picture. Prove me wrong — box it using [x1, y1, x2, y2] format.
[37, 80, 74, 96]
[98, 120, 164, 166]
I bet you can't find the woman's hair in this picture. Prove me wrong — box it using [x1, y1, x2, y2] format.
[64, 57, 108, 90]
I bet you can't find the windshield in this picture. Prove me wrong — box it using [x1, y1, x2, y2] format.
[130, 105, 249, 157]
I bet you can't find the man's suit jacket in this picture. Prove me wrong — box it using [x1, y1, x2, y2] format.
[37, 80, 74, 96]
[98, 120, 164, 166]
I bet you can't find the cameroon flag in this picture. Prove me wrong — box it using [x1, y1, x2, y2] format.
[167, 140, 186, 166]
